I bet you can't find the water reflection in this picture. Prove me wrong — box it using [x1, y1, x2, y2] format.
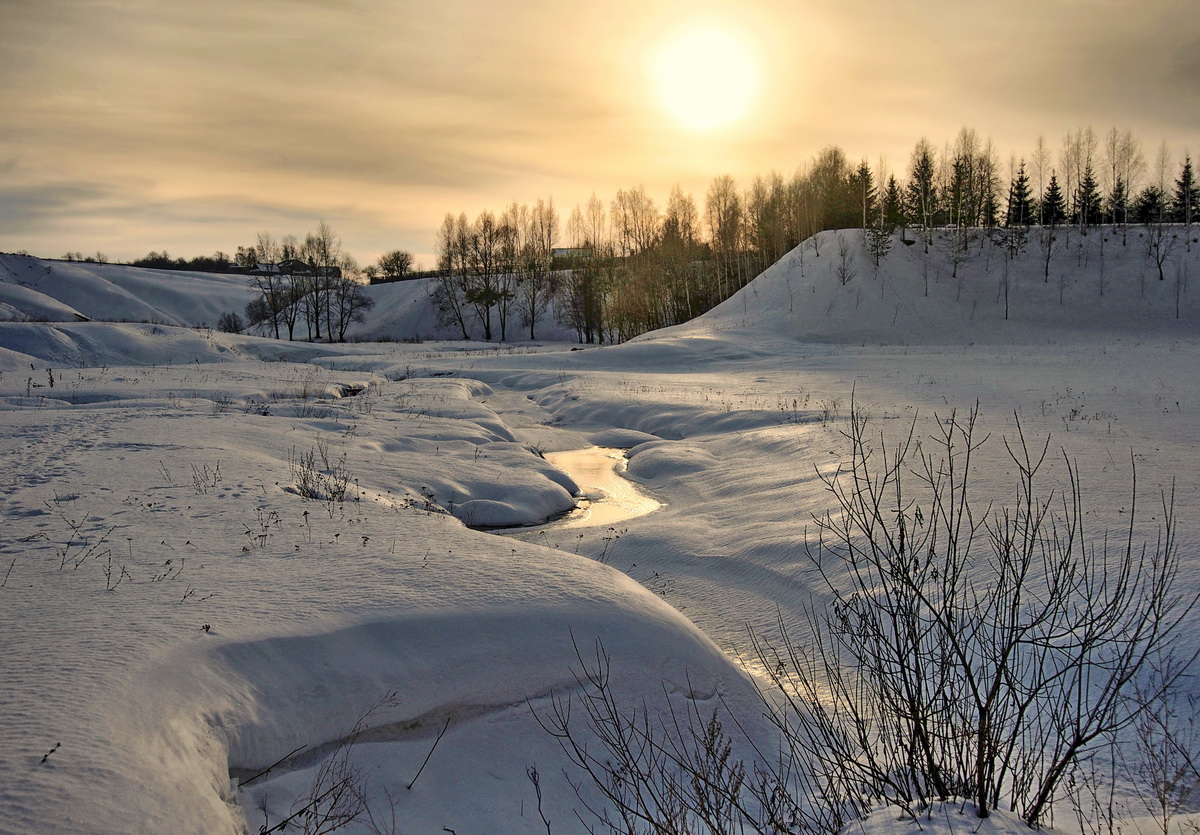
[540, 447, 661, 530]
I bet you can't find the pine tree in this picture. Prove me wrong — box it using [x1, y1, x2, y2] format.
[1172, 156, 1198, 226]
[883, 176, 904, 230]
[1108, 177, 1129, 227]
[1134, 186, 1166, 225]
[853, 160, 877, 229]
[906, 141, 938, 252]
[1005, 163, 1033, 227]
[867, 181, 897, 269]
[1076, 164, 1102, 232]
[1041, 174, 1067, 226]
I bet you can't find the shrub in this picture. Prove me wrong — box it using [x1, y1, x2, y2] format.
[217, 311, 244, 333]
[544, 404, 1196, 831]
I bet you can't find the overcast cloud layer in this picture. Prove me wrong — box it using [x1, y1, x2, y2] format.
[1, 0, 1197, 265]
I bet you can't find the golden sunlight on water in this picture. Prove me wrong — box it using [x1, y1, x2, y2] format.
[544, 447, 661, 529]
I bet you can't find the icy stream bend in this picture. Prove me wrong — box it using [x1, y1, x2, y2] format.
[534, 446, 661, 530]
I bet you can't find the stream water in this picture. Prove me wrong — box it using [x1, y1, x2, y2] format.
[531, 446, 661, 531]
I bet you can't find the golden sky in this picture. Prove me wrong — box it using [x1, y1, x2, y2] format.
[1, 0, 1197, 266]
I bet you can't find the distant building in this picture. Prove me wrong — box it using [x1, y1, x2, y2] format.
[551, 247, 592, 269]
[248, 260, 342, 280]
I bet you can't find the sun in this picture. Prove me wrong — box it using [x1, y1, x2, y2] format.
[652, 26, 760, 132]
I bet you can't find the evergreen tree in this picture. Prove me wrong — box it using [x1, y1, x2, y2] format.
[1076, 164, 1102, 232]
[949, 154, 973, 228]
[982, 186, 1000, 229]
[883, 176, 904, 230]
[1108, 177, 1129, 227]
[867, 178, 897, 269]
[1134, 186, 1166, 225]
[852, 160, 877, 229]
[1005, 162, 1033, 227]
[1172, 156, 1198, 226]
[906, 140, 938, 252]
[1041, 174, 1067, 226]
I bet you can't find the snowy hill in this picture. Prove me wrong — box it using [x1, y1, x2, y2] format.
[0, 253, 257, 327]
[0, 253, 574, 343]
[660, 227, 1198, 345]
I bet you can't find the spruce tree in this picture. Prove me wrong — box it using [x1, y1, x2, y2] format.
[1108, 177, 1129, 227]
[1005, 163, 1033, 227]
[853, 160, 877, 230]
[906, 142, 939, 251]
[1041, 174, 1067, 226]
[1076, 165, 1102, 232]
[883, 175, 904, 230]
[1173, 156, 1198, 226]
[1134, 186, 1165, 225]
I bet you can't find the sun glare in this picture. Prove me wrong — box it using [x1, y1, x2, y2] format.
[653, 26, 759, 132]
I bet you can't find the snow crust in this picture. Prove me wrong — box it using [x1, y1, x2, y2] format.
[1, 230, 1198, 833]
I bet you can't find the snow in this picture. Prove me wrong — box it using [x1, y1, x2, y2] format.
[845, 802, 1037, 834]
[0, 229, 1198, 833]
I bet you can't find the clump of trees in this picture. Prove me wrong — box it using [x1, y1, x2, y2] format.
[56, 126, 1195, 344]
[61, 251, 108, 264]
[432, 198, 561, 341]
[368, 249, 416, 283]
[239, 222, 375, 342]
[129, 251, 237, 272]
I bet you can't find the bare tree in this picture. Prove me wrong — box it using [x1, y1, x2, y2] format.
[329, 257, 374, 342]
[296, 221, 343, 341]
[561, 195, 610, 344]
[537, 637, 855, 834]
[705, 174, 743, 298]
[432, 213, 471, 339]
[516, 197, 559, 340]
[1102, 127, 1144, 238]
[834, 232, 856, 285]
[1145, 142, 1180, 283]
[611, 185, 659, 257]
[1124, 657, 1200, 835]
[1031, 135, 1051, 225]
[465, 210, 512, 341]
[539, 406, 1194, 833]
[249, 231, 285, 339]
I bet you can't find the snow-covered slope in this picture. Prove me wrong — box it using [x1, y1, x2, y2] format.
[0, 252, 574, 343]
[659, 228, 1197, 344]
[0, 253, 257, 327]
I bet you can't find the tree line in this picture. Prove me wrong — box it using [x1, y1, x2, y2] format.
[435, 126, 1197, 343]
[57, 125, 1196, 343]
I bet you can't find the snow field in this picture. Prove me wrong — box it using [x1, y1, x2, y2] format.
[0, 229, 1198, 831]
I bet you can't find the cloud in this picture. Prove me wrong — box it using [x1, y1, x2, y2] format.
[0, 182, 123, 232]
[3, 0, 1200, 261]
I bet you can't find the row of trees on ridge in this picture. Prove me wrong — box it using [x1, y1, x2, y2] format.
[432, 126, 1197, 343]
[93, 125, 1193, 343]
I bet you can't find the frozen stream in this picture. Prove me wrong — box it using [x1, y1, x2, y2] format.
[534, 446, 661, 530]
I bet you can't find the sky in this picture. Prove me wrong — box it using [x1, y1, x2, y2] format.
[1, 0, 1198, 267]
